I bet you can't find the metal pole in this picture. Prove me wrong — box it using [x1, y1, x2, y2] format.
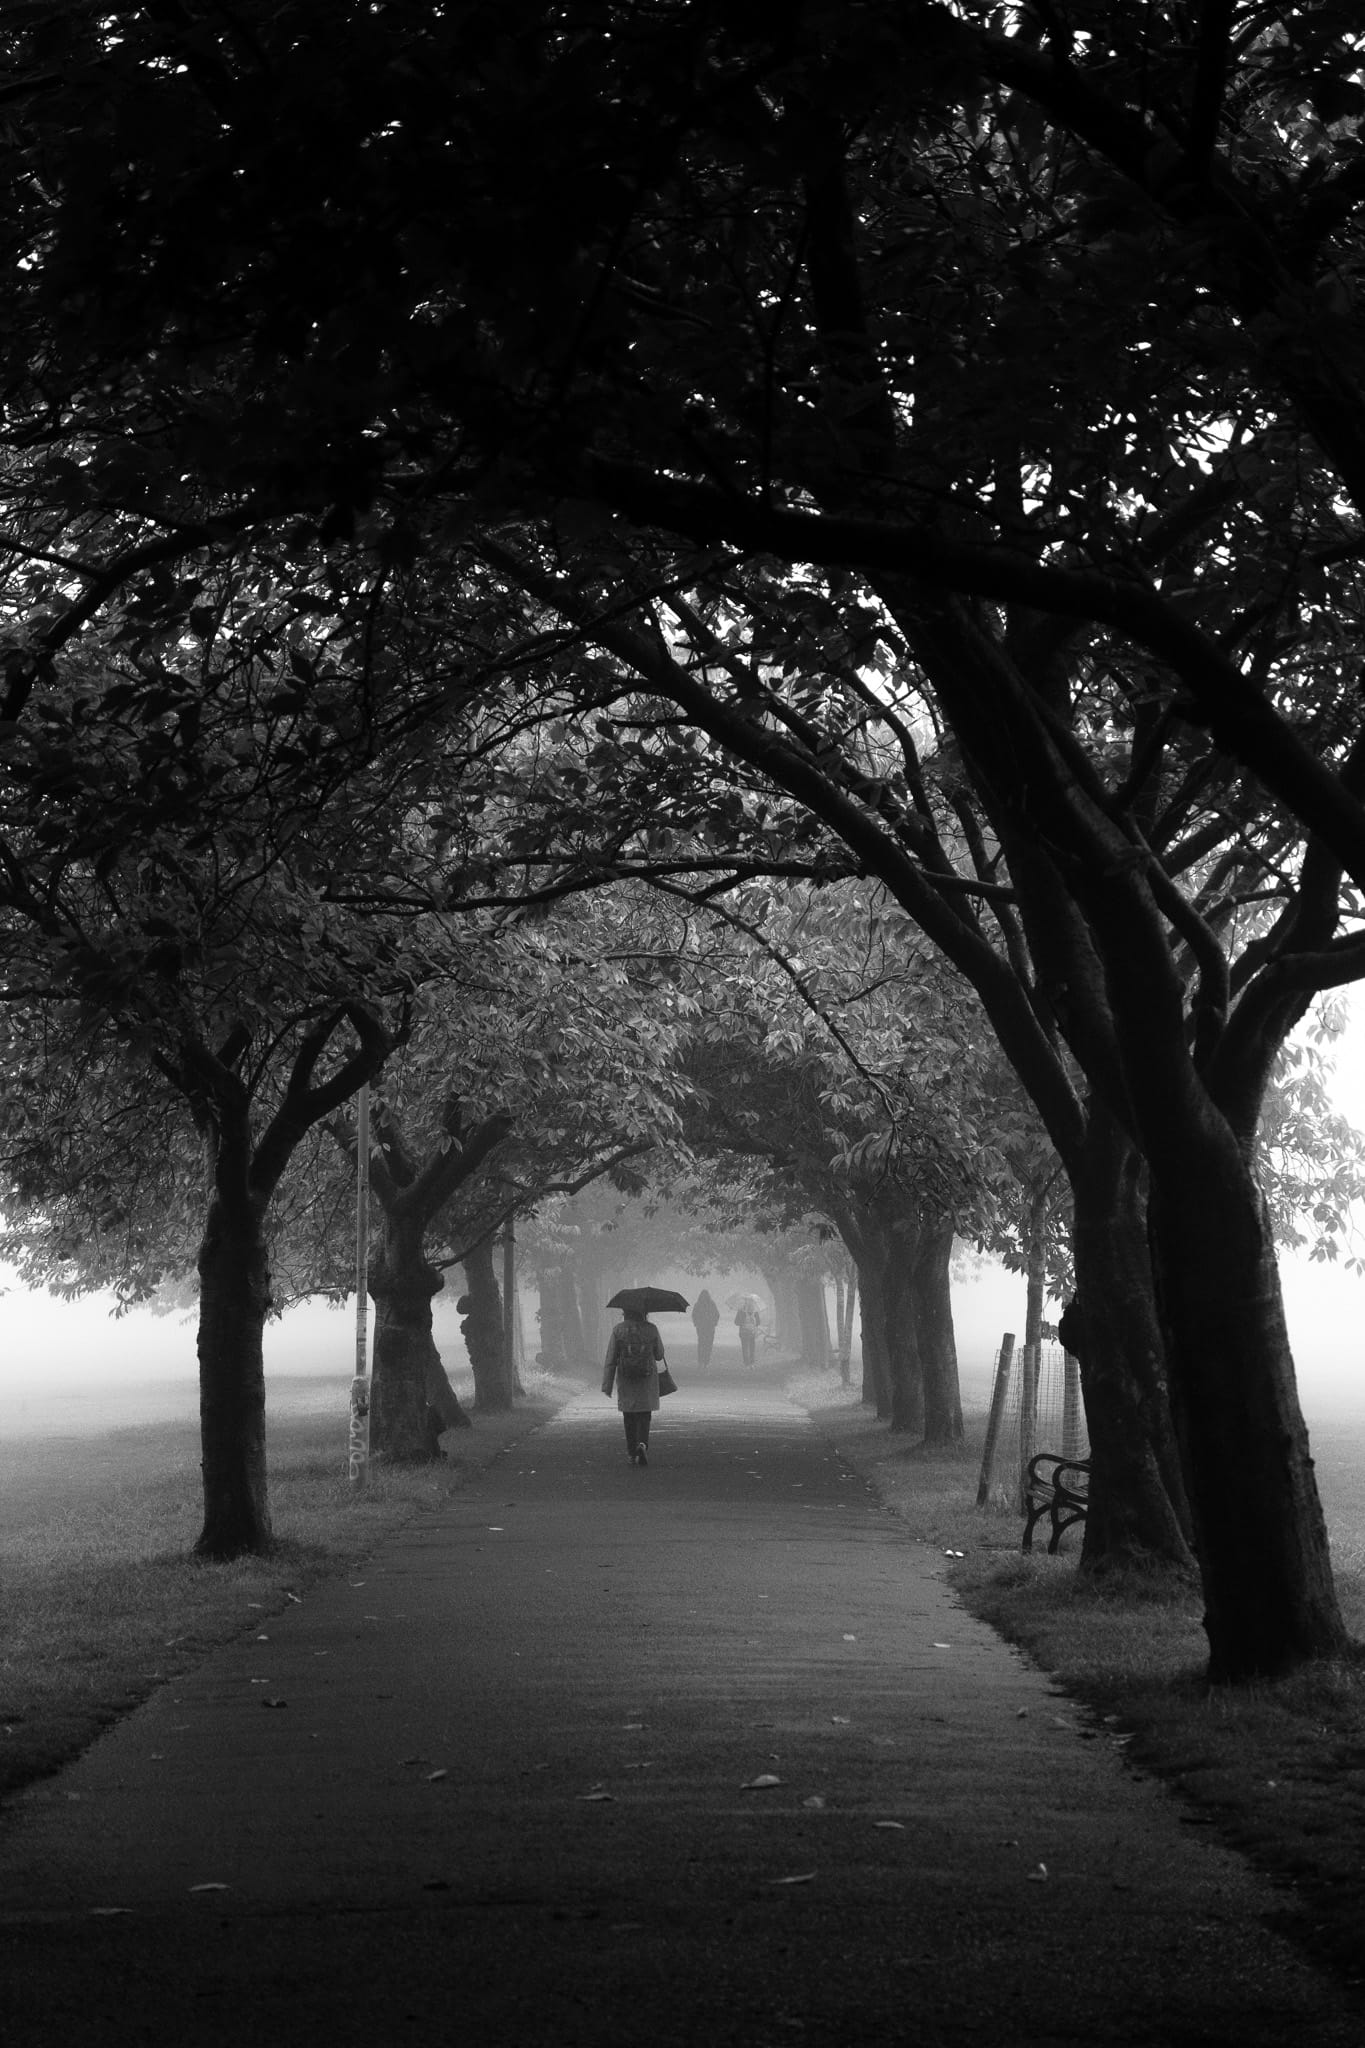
[348, 1082, 371, 1487]
[502, 1213, 516, 1396]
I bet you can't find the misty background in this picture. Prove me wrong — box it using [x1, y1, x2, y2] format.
[5, 1006, 1365, 1445]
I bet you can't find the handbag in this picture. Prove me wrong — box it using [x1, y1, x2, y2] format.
[657, 1362, 678, 1397]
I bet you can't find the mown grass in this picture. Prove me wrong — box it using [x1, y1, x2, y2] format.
[792, 1374, 1365, 1995]
[0, 1381, 570, 1800]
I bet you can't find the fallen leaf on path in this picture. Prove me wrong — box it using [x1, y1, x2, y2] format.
[90, 1907, 131, 1917]
[830, 1715, 850, 1725]
[770, 1872, 816, 1886]
[285, 1593, 301, 1604]
[944, 1549, 965, 1558]
[578, 1791, 615, 1803]
[842, 1634, 857, 1642]
[425, 1769, 449, 1783]
[261, 1698, 288, 1709]
[802, 1796, 826, 1810]
[1027, 1864, 1049, 1882]
[742, 1773, 783, 1790]
[932, 1642, 951, 1650]
[873, 1821, 906, 1831]
[189, 1883, 229, 1894]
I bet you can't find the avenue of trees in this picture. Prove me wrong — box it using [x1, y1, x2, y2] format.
[4, 3, 1365, 1680]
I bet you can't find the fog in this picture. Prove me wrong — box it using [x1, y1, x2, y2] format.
[2, 1000, 1364, 1439]
[1, 1240, 1361, 1442]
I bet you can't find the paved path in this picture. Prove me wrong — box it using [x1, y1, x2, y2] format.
[1, 1381, 1360, 2046]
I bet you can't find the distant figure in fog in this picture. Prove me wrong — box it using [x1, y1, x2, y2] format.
[735, 1298, 761, 1367]
[691, 1288, 720, 1368]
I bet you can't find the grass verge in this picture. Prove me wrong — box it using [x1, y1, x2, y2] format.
[790, 1374, 1365, 2000]
[0, 1376, 572, 1802]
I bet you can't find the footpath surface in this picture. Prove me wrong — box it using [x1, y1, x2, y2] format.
[1, 1378, 1361, 2048]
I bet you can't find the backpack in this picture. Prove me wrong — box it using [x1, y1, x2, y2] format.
[615, 1320, 655, 1381]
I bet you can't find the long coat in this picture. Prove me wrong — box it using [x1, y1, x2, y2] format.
[691, 1291, 720, 1333]
[602, 1317, 664, 1413]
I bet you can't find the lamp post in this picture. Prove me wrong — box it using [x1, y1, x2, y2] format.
[502, 1212, 516, 1395]
[347, 1082, 372, 1486]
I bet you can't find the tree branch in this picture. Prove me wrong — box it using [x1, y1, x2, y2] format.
[585, 458, 1365, 895]
[252, 1005, 390, 1197]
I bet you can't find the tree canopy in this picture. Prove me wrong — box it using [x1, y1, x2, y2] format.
[5, 2, 1365, 1672]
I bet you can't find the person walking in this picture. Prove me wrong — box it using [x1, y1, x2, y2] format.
[603, 1306, 665, 1465]
[691, 1287, 720, 1369]
[735, 1298, 760, 1367]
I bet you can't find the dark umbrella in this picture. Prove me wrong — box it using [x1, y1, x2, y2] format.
[607, 1286, 690, 1316]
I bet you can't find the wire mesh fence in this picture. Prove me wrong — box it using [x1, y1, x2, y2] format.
[976, 1337, 1089, 1512]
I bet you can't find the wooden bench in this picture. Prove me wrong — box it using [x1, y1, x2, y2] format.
[1022, 1453, 1091, 1554]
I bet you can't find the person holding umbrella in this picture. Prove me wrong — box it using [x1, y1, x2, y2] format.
[603, 1287, 683, 1466]
[734, 1295, 762, 1367]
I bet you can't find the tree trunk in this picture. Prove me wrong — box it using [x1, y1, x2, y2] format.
[425, 1339, 471, 1431]
[764, 1268, 800, 1353]
[370, 1213, 451, 1463]
[466, 1237, 512, 1410]
[1148, 1141, 1347, 1680]
[577, 1248, 605, 1363]
[912, 1224, 963, 1447]
[879, 1261, 925, 1425]
[838, 1273, 857, 1384]
[883, 1221, 924, 1434]
[1023, 1189, 1048, 1358]
[502, 1217, 518, 1395]
[839, 1199, 922, 1425]
[558, 1263, 588, 1371]
[853, 1250, 891, 1413]
[796, 1272, 831, 1368]
[536, 1265, 566, 1370]
[195, 1189, 273, 1559]
[1069, 1107, 1194, 1570]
